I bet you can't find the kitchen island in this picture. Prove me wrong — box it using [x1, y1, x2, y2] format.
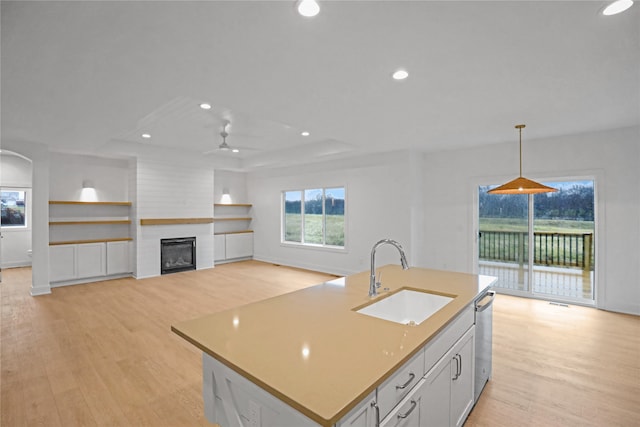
[172, 265, 496, 427]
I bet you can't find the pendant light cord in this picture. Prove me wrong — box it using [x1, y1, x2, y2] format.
[516, 124, 525, 177]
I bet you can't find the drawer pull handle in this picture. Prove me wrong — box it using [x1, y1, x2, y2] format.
[397, 400, 417, 419]
[396, 372, 416, 390]
[371, 401, 380, 427]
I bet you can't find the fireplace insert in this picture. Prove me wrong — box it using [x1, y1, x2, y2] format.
[161, 237, 196, 274]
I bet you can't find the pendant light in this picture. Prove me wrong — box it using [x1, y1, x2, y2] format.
[487, 124, 557, 195]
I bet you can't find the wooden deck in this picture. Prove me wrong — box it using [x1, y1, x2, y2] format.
[479, 260, 594, 301]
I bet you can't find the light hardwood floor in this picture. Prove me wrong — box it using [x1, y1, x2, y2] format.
[1, 262, 639, 426]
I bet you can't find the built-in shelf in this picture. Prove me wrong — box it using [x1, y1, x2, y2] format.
[214, 203, 252, 208]
[50, 237, 133, 246]
[214, 230, 254, 235]
[49, 220, 131, 225]
[49, 201, 132, 206]
[140, 218, 214, 226]
[213, 217, 252, 222]
[49, 200, 133, 248]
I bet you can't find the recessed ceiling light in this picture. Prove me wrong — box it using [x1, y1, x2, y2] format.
[141, 133, 151, 139]
[602, 0, 634, 15]
[392, 69, 409, 80]
[296, 0, 320, 17]
[301, 131, 310, 136]
[199, 103, 212, 110]
[232, 149, 240, 153]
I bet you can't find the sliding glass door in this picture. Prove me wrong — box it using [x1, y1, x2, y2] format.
[478, 179, 595, 304]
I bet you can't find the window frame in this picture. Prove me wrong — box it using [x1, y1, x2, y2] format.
[281, 186, 347, 251]
[1, 188, 28, 229]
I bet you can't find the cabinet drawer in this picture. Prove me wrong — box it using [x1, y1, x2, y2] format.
[380, 377, 427, 427]
[377, 349, 425, 421]
[424, 306, 474, 374]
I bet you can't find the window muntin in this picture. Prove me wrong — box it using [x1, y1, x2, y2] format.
[282, 187, 345, 248]
[1, 190, 27, 227]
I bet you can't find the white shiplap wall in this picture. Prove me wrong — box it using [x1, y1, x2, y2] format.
[135, 158, 214, 278]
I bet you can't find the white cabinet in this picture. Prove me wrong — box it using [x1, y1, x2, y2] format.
[214, 234, 226, 261]
[380, 378, 428, 427]
[50, 241, 131, 286]
[335, 392, 377, 427]
[214, 232, 254, 263]
[76, 242, 106, 278]
[423, 326, 475, 427]
[106, 241, 131, 275]
[50, 244, 77, 282]
[225, 232, 253, 259]
[377, 350, 425, 420]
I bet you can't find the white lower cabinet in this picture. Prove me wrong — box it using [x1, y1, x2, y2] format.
[214, 234, 226, 262]
[422, 326, 475, 427]
[50, 244, 78, 282]
[50, 241, 131, 285]
[106, 241, 131, 275]
[215, 232, 253, 263]
[335, 392, 377, 427]
[76, 242, 106, 278]
[380, 377, 428, 427]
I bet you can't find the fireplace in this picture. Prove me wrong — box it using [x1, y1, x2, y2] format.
[161, 237, 196, 274]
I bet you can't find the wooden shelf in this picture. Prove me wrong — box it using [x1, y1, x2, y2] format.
[140, 218, 214, 226]
[214, 203, 252, 207]
[214, 230, 253, 235]
[213, 217, 252, 222]
[49, 220, 131, 225]
[49, 237, 133, 246]
[49, 201, 132, 206]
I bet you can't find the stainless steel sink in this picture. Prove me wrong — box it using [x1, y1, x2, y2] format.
[355, 289, 454, 325]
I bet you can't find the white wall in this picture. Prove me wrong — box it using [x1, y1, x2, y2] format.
[247, 152, 417, 276]
[49, 153, 129, 201]
[214, 170, 248, 204]
[135, 157, 214, 278]
[1, 140, 50, 295]
[420, 126, 640, 315]
[1, 153, 33, 268]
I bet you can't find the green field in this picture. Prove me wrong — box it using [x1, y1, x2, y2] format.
[480, 217, 594, 234]
[284, 213, 344, 246]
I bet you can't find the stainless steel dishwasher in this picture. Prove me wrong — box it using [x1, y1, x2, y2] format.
[474, 289, 495, 403]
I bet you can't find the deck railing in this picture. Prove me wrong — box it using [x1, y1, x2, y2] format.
[478, 230, 594, 271]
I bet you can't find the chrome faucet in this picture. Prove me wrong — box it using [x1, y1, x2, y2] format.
[369, 239, 410, 297]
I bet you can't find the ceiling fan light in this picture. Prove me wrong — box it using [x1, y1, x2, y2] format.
[392, 69, 409, 80]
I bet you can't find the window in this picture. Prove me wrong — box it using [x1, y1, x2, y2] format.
[1, 190, 27, 227]
[283, 187, 345, 248]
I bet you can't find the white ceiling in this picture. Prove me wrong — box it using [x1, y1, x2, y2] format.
[2, 1, 638, 170]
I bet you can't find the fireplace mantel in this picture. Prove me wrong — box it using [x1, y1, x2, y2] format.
[140, 218, 214, 226]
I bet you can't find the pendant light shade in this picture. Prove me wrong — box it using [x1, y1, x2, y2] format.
[487, 125, 557, 195]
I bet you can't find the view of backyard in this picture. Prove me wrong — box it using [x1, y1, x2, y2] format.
[283, 187, 345, 247]
[479, 180, 595, 302]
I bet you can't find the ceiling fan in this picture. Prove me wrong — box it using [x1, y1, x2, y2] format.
[204, 120, 254, 154]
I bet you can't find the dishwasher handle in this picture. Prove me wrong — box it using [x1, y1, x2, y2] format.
[475, 290, 495, 313]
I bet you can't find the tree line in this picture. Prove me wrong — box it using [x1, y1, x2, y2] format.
[284, 197, 345, 215]
[479, 184, 594, 221]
